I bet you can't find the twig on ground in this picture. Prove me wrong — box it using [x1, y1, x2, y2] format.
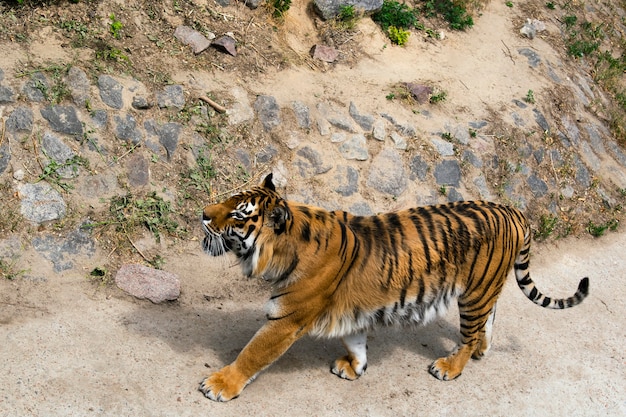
[198, 95, 227, 113]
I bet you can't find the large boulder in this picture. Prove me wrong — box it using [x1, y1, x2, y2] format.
[313, 0, 383, 20]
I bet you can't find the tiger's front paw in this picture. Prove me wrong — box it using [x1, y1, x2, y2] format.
[199, 365, 246, 402]
[331, 355, 367, 380]
[429, 357, 462, 381]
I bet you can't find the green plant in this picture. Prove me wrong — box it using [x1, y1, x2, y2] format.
[587, 219, 618, 237]
[271, 0, 291, 18]
[563, 15, 577, 28]
[0, 258, 27, 280]
[372, 0, 419, 31]
[109, 13, 123, 39]
[524, 89, 535, 104]
[422, 0, 473, 30]
[430, 90, 447, 104]
[534, 214, 558, 240]
[545, 1, 555, 9]
[37, 154, 89, 192]
[439, 185, 447, 195]
[181, 148, 216, 196]
[337, 5, 360, 29]
[441, 132, 453, 140]
[505, 1, 513, 7]
[388, 25, 410, 46]
[93, 192, 184, 243]
[386, 92, 396, 100]
[469, 128, 477, 138]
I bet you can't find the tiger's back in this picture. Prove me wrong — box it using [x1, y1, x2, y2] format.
[198, 174, 588, 401]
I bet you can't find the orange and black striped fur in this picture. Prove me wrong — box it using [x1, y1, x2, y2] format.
[199, 174, 589, 401]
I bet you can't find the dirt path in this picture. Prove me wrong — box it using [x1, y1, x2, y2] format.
[1, 231, 624, 416]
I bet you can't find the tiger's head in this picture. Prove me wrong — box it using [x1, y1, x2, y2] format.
[201, 174, 292, 277]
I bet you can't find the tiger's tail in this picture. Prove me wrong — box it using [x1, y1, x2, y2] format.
[514, 228, 589, 309]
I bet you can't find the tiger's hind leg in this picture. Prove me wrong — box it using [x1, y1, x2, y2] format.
[430, 296, 500, 380]
[331, 333, 368, 380]
[473, 303, 497, 360]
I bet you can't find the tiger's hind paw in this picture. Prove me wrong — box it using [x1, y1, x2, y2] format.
[429, 358, 462, 381]
[331, 355, 367, 380]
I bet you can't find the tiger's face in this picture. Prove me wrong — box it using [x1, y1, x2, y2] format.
[201, 174, 290, 268]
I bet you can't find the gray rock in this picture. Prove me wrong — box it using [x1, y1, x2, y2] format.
[41, 132, 78, 179]
[32, 224, 95, 272]
[67, 66, 91, 108]
[256, 144, 278, 164]
[0, 85, 15, 104]
[372, 119, 386, 141]
[409, 155, 429, 181]
[331, 132, 346, 143]
[334, 165, 359, 196]
[380, 113, 415, 136]
[446, 188, 464, 202]
[292, 101, 311, 129]
[0, 144, 9, 175]
[574, 155, 591, 188]
[156, 85, 185, 110]
[579, 140, 601, 171]
[468, 120, 488, 129]
[367, 148, 407, 196]
[19, 182, 67, 224]
[115, 264, 180, 303]
[527, 174, 548, 197]
[114, 113, 143, 145]
[473, 175, 493, 200]
[434, 160, 461, 187]
[561, 115, 580, 145]
[98, 75, 124, 109]
[174, 25, 214, 54]
[513, 99, 528, 109]
[430, 137, 454, 156]
[6, 107, 33, 136]
[607, 141, 626, 167]
[462, 150, 482, 168]
[126, 153, 150, 187]
[158, 122, 182, 160]
[349, 201, 374, 216]
[132, 95, 152, 110]
[254, 95, 281, 131]
[518, 48, 541, 68]
[228, 87, 254, 125]
[22, 72, 48, 102]
[511, 112, 526, 127]
[317, 118, 331, 136]
[444, 122, 470, 145]
[318, 102, 356, 132]
[244, 0, 261, 8]
[533, 109, 550, 132]
[349, 102, 374, 131]
[313, 0, 383, 20]
[390, 132, 407, 150]
[338, 134, 369, 161]
[585, 124, 607, 155]
[40, 105, 83, 136]
[295, 146, 332, 178]
[91, 110, 108, 129]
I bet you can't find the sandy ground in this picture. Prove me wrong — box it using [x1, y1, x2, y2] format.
[1, 1, 626, 415]
[1, 231, 625, 416]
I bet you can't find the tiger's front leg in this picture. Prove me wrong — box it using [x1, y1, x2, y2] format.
[331, 333, 368, 380]
[200, 320, 304, 401]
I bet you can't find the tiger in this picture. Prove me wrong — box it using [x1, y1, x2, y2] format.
[198, 173, 589, 402]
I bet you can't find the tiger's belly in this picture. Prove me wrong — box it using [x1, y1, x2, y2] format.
[310, 289, 459, 339]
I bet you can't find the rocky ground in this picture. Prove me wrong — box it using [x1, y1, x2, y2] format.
[0, 0, 625, 415]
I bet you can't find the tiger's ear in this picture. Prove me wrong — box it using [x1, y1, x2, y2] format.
[267, 205, 289, 234]
[262, 173, 276, 192]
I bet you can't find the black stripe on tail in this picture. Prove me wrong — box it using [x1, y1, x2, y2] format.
[514, 231, 589, 309]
